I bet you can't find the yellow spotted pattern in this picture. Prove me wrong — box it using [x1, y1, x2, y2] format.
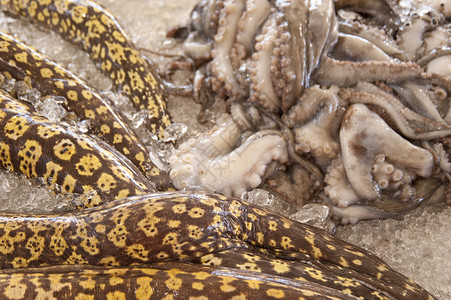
[0, 90, 154, 207]
[1, 0, 171, 139]
[0, 192, 435, 299]
[0, 263, 357, 300]
[0, 31, 169, 189]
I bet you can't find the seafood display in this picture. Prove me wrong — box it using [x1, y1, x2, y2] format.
[0, 0, 449, 298]
[174, 0, 451, 224]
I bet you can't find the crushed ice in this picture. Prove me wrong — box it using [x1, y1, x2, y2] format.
[0, 171, 78, 213]
[290, 203, 331, 231]
[242, 189, 294, 217]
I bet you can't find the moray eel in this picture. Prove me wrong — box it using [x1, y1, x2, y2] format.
[0, 89, 155, 207]
[0, 0, 171, 139]
[0, 263, 358, 300]
[194, 247, 421, 298]
[0, 191, 435, 299]
[0, 31, 170, 189]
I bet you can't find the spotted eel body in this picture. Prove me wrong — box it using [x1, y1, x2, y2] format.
[0, 31, 170, 189]
[0, 263, 358, 300]
[0, 192, 435, 299]
[0, 0, 171, 139]
[0, 89, 155, 207]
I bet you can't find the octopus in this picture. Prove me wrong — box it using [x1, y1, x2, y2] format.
[0, 0, 444, 298]
[169, 113, 289, 196]
[172, 0, 451, 225]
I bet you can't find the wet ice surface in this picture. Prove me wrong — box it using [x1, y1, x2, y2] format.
[0, 0, 449, 298]
[0, 171, 78, 213]
[336, 206, 451, 300]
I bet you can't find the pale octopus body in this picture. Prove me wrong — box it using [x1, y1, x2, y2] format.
[173, 0, 451, 224]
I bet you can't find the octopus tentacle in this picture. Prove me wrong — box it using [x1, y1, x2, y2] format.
[432, 142, 451, 173]
[306, 0, 338, 75]
[331, 33, 393, 62]
[184, 0, 340, 113]
[235, 0, 272, 52]
[188, 0, 224, 40]
[169, 115, 288, 196]
[181, 0, 221, 62]
[271, 0, 308, 111]
[0, 31, 170, 189]
[392, 82, 446, 124]
[330, 204, 406, 225]
[417, 47, 451, 68]
[337, 13, 404, 59]
[340, 104, 435, 200]
[339, 84, 451, 140]
[250, 13, 279, 111]
[352, 81, 444, 125]
[245, 0, 321, 112]
[283, 126, 325, 184]
[313, 56, 451, 92]
[283, 85, 341, 128]
[425, 53, 451, 78]
[210, 0, 246, 98]
[397, 16, 431, 61]
[324, 156, 360, 207]
[282, 86, 344, 169]
[334, 0, 395, 20]
[293, 103, 342, 169]
[1, 0, 171, 138]
[192, 132, 285, 196]
[0, 89, 154, 207]
[229, 102, 325, 184]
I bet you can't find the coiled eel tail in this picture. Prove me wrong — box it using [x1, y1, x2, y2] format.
[0, 0, 171, 138]
[0, 31, 170, 189]
[0, 89, 155, 207]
